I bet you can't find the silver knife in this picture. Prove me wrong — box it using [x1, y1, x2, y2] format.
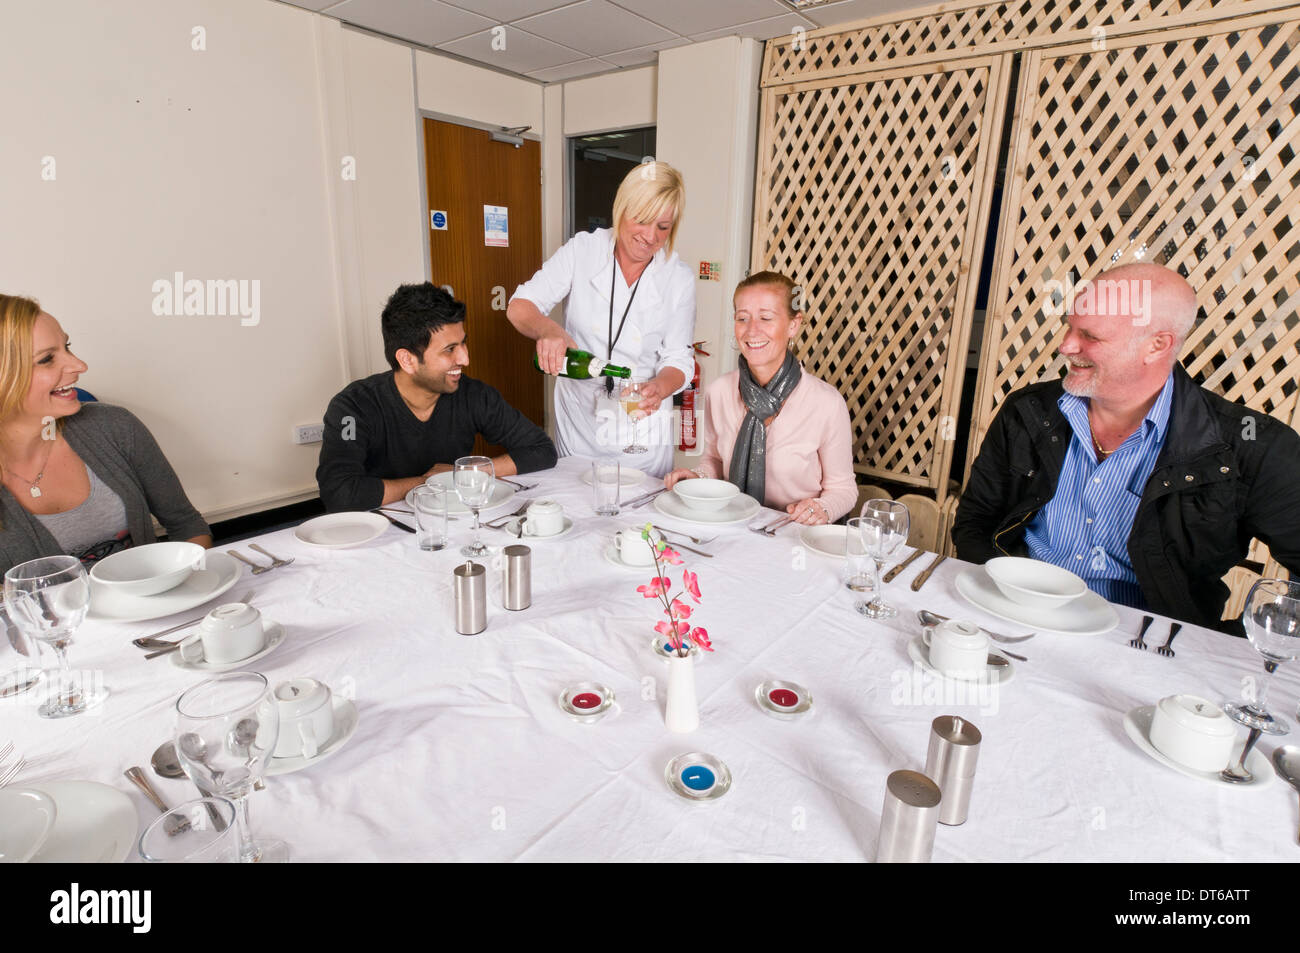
[910, 554, 947, 592]
[627, 487, 668, 509]
[883, 548, 925, 583]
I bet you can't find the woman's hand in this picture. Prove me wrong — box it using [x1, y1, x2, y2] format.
[788, 497, 829, 525]
[664, 468, 698, 490]
[536, 330, 577, 376]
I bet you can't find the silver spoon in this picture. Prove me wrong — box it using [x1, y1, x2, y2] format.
[125, 766, 189, 835]
[917, 609, 1035, 644]
[1271, 746, 1300, 844]
[155, 740, 231, 828]
[986, 655, 1010, 669]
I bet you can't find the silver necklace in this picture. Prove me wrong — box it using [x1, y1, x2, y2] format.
[6, 439, 55, 498]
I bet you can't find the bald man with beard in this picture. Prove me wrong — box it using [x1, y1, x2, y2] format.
[953, 263, 1300, 633]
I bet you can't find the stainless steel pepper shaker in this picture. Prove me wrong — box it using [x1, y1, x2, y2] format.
[876, 769, 942, 863]
[453, 560, 486, 635]
[502, 544, 531, 611]
[925, 715, 981, 826]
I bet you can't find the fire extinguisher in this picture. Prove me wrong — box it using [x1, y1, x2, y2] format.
[677, 341, 710, 452]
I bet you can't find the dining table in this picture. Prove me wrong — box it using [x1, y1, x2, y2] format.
[6, 454, 1299, 862]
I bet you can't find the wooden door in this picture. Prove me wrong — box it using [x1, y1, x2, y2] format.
[424, 118, 543, 457]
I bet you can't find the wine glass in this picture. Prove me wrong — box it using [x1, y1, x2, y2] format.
[1221, 578, 1300, 782]
[843, 517, 874, 592]
[620, 378, 650, 454]
[454, 455, 495, 557]
[855, 500, 910, 619]
[175, 672, 287, 863]
[4, 555, 100, 718]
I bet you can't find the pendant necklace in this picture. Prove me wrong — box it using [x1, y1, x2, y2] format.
[5, 438, 56, 498]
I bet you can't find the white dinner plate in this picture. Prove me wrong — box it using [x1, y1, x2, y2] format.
[88, 552, 241, 623]
[1123, 706, 1271, 789]
[408, 471, 515, 515]
[266, 698, 359, 776]
[170, 620, 285, 673]
[27, 781, 137, 863]
[799, 524, 853, 558]
[295, 512, 390, 548]
[580, 468, 646, 488]
[955, 565, 1119, 637]
[498, 516, 575, 542]
[906, 635, 1015, 684]
[653, 491, 760, 525]
[0, 788, 57, 863]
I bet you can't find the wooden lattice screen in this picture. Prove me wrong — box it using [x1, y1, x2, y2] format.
[751, 60, 1009, 493]
[968, 13, 1300, 461]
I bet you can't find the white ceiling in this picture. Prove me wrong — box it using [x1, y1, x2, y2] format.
[275, 0, 928, 83]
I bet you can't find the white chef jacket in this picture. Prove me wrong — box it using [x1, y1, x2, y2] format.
[510, 228, 697, 477]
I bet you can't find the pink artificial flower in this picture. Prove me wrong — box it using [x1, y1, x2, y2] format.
[658, 546, 684, 566]
[690, 627, 713, 652]
[682, 569, 701, 603]
[655, 620, 690, 650]
[669, 598, 693, 621]
[636, 576, 671, 599]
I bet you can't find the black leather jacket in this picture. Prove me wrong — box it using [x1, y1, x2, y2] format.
[952, 365, 1300, 633]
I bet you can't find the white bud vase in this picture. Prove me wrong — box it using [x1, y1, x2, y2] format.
[665, 652, 699, 733]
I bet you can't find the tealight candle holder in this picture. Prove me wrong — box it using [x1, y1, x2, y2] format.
[754, 680, 813, 720]
[558, 682, 614, 724]
[664, 752, 732, 802]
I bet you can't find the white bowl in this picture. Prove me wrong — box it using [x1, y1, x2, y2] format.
[90, 542, 205, 597]
[673, 479, 739, 513]
[1149, 694, 1237, 772]
[984, 557, 1087, 609]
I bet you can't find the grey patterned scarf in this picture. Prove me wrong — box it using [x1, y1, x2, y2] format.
[729, 352, 802, 506]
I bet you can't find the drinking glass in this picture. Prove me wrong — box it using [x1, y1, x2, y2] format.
[138, 796, 238, 863]
[620, 378, 650, 454]
[0, 598, 44, 699]
[412, 485, 449, 551]
[4, 556, 100, 718]
[855, 501, 910, 619]
[843, 517, 873, 592]
[175, 672, 287, 863]
[593, 458, 621, 516]
[453, 455, 495, 557]
[1221, 578, 1300, 782]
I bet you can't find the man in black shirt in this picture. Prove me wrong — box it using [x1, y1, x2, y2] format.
[316, 283, 556, 512]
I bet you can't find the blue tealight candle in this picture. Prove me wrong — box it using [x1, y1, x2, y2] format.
[681, 765, 715, 792]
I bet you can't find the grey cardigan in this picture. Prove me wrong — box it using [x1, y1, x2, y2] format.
[0, 403, 210, 575]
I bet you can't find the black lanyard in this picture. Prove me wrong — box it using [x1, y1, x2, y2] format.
[606, 253, 646, 394]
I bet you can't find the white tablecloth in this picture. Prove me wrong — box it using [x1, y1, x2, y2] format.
[8, 455, 1300, 861]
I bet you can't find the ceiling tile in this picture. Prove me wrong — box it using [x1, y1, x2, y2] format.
[798, 0, 928, 28]
[690, 12, 814, 42]
[440, 0, 571, 20]
[600, 37, 688, 68]
[516, 0, 675, 57]
[527, 58, 617, 83]
[325, 0, 494, 46]
[609, 0, 790, 36]
[438, 25, 585, 72]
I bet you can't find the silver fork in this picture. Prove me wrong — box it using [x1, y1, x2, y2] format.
[1130, 615, 1154, 651]
[0, 740, 12, 766]
[486, 502, 532, 529]
[1156, 623, 1182, 658]
[652, 524, 716, 546]
[0, 756, 26, 787]
[249, 544, 294, 569]
[750, 516, 793, 536]
[229, 550, 272, 575]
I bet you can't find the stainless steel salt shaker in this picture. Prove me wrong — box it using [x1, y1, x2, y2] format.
[502, 544, 531, 611]
[876, 769, 942, 863]
[453, 560, 486, 635]
[925, 715, 981, 826]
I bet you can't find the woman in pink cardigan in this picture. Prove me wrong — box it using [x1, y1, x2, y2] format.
[665, 272, 857, 524]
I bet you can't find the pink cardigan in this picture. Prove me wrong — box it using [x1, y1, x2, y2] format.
[694, 369, 858, 521]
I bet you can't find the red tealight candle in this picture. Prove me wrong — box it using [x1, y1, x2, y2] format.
[769, 689, 799, 708]
[572, 692, 603, 710]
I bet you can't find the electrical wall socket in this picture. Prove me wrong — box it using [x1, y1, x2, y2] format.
[293, 423, 324, 445]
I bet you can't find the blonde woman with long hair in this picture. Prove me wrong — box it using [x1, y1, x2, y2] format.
[0, 295, 209, 574]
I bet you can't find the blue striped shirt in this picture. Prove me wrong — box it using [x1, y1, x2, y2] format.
[1023, 374, 1174, 607]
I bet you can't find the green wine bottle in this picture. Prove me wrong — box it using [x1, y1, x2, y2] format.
[533, 348, 631, 380]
